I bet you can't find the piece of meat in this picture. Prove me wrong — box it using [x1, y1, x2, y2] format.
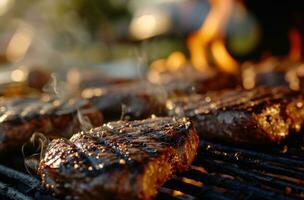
[0, 96, 103, 152]
[0, 82, 40, 97]
[27, 68, 51, 91]
[81, 82, 167, 121]
[0, 68, 50, 97]
[241, 57, 304, 90]
[166, 87, 304, 145]
[38, 117, 199, 200]
[82, 69, 239, 122]
[148, 66, 239, 95]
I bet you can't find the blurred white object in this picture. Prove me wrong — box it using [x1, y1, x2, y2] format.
[95, 58, 146, 79]
[129, 7, 171, 40]
[0, 0, 14, 16]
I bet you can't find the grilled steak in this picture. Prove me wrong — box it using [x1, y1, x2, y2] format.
[166, 87, 304, 145]
[0, 96, 103, 152]
[38, 117, 199, 200]
[82, 69, 238, 121]
[81, 82, 167, 121]
[241, 58, 304, 90]
[148, 66, 239, 95]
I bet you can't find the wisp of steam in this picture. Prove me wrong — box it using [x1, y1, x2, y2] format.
[120, 104, 128, 120]
[22, 132, 49, 175]
[42, 73, 74, 98]
[77, 109, 93, 131]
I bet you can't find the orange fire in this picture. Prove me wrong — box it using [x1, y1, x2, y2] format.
[288, 28, 302, 61]
[149, 0, 240, 75]
[211, 38, 238, 73]
[187, 0, 238, 74]
[150, 51, 186, 73]
[148, 51, 186, 83]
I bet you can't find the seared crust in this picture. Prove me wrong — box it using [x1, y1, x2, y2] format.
[148, 66, 239, 94]
[166, 87, 304, 145]
[81, 82, 167, 121]
[38, 117, 199, 200]
[82, 69, 238, 122]
[0, 96, 103, 152]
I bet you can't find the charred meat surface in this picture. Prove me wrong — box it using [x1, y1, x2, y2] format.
[166, 87, 304, 145]
[0, 96, 103, 152]
[81, 82, 167, 121]
[38, 117, 199, 200]
[148, 66, 239, 95]
[82, 69, 238, 121]
[242, 58, 304, 90]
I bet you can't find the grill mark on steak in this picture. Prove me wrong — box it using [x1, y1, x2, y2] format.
[175, 88, 295, 115]
[38, 117, 199, 200]
[177, 87, 292, 115]
[166, 87, 304, 145]
[0, 96, 103, 152]
[72, 133, 127, 172]
[0, 97, 88, 122]
[93, 135, 134, 164]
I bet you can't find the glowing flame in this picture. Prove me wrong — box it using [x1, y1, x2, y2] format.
[172, 190, 184, 197]
[182, 178, 203, 187]
[187, 0, 238, 74]
[211, 39, 238, 73]
[149, 51, 186, 74]
[150, 59, 167, 73]
[165, 51, 186, 71]
[187, 33, 208, 71]
[148, 51, 186, 83]
[242, 64, 255, 89]
[288, 28, 302, 61]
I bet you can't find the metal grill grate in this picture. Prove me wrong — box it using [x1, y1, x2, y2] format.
[157, 140, 304, 200]
[1, 139, 304, 200]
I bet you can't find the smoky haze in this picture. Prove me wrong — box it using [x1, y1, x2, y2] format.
[0, 0, 94, 68]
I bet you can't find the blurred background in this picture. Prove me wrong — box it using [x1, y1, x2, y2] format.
[0, 0, 303, 82]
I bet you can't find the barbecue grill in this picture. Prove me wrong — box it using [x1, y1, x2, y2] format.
[1, 136, 303, 200]
[0, 0, 303, 200]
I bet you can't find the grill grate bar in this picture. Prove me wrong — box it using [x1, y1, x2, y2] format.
[198, 152, 304, 180]
[164, 178, 233, 200]
[182, 169, 296, 200]
[200, 141, 304, 167]
[0, 164, 40, 190]
[198, 144, 304, 180]
[156, 188, 195, 200]
[1, 140, 304, 200]
[0, 181, 33, 200]
[201, 159, 304, 198]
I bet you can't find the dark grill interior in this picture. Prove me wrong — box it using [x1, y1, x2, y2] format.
[1, 136, 304, 200]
